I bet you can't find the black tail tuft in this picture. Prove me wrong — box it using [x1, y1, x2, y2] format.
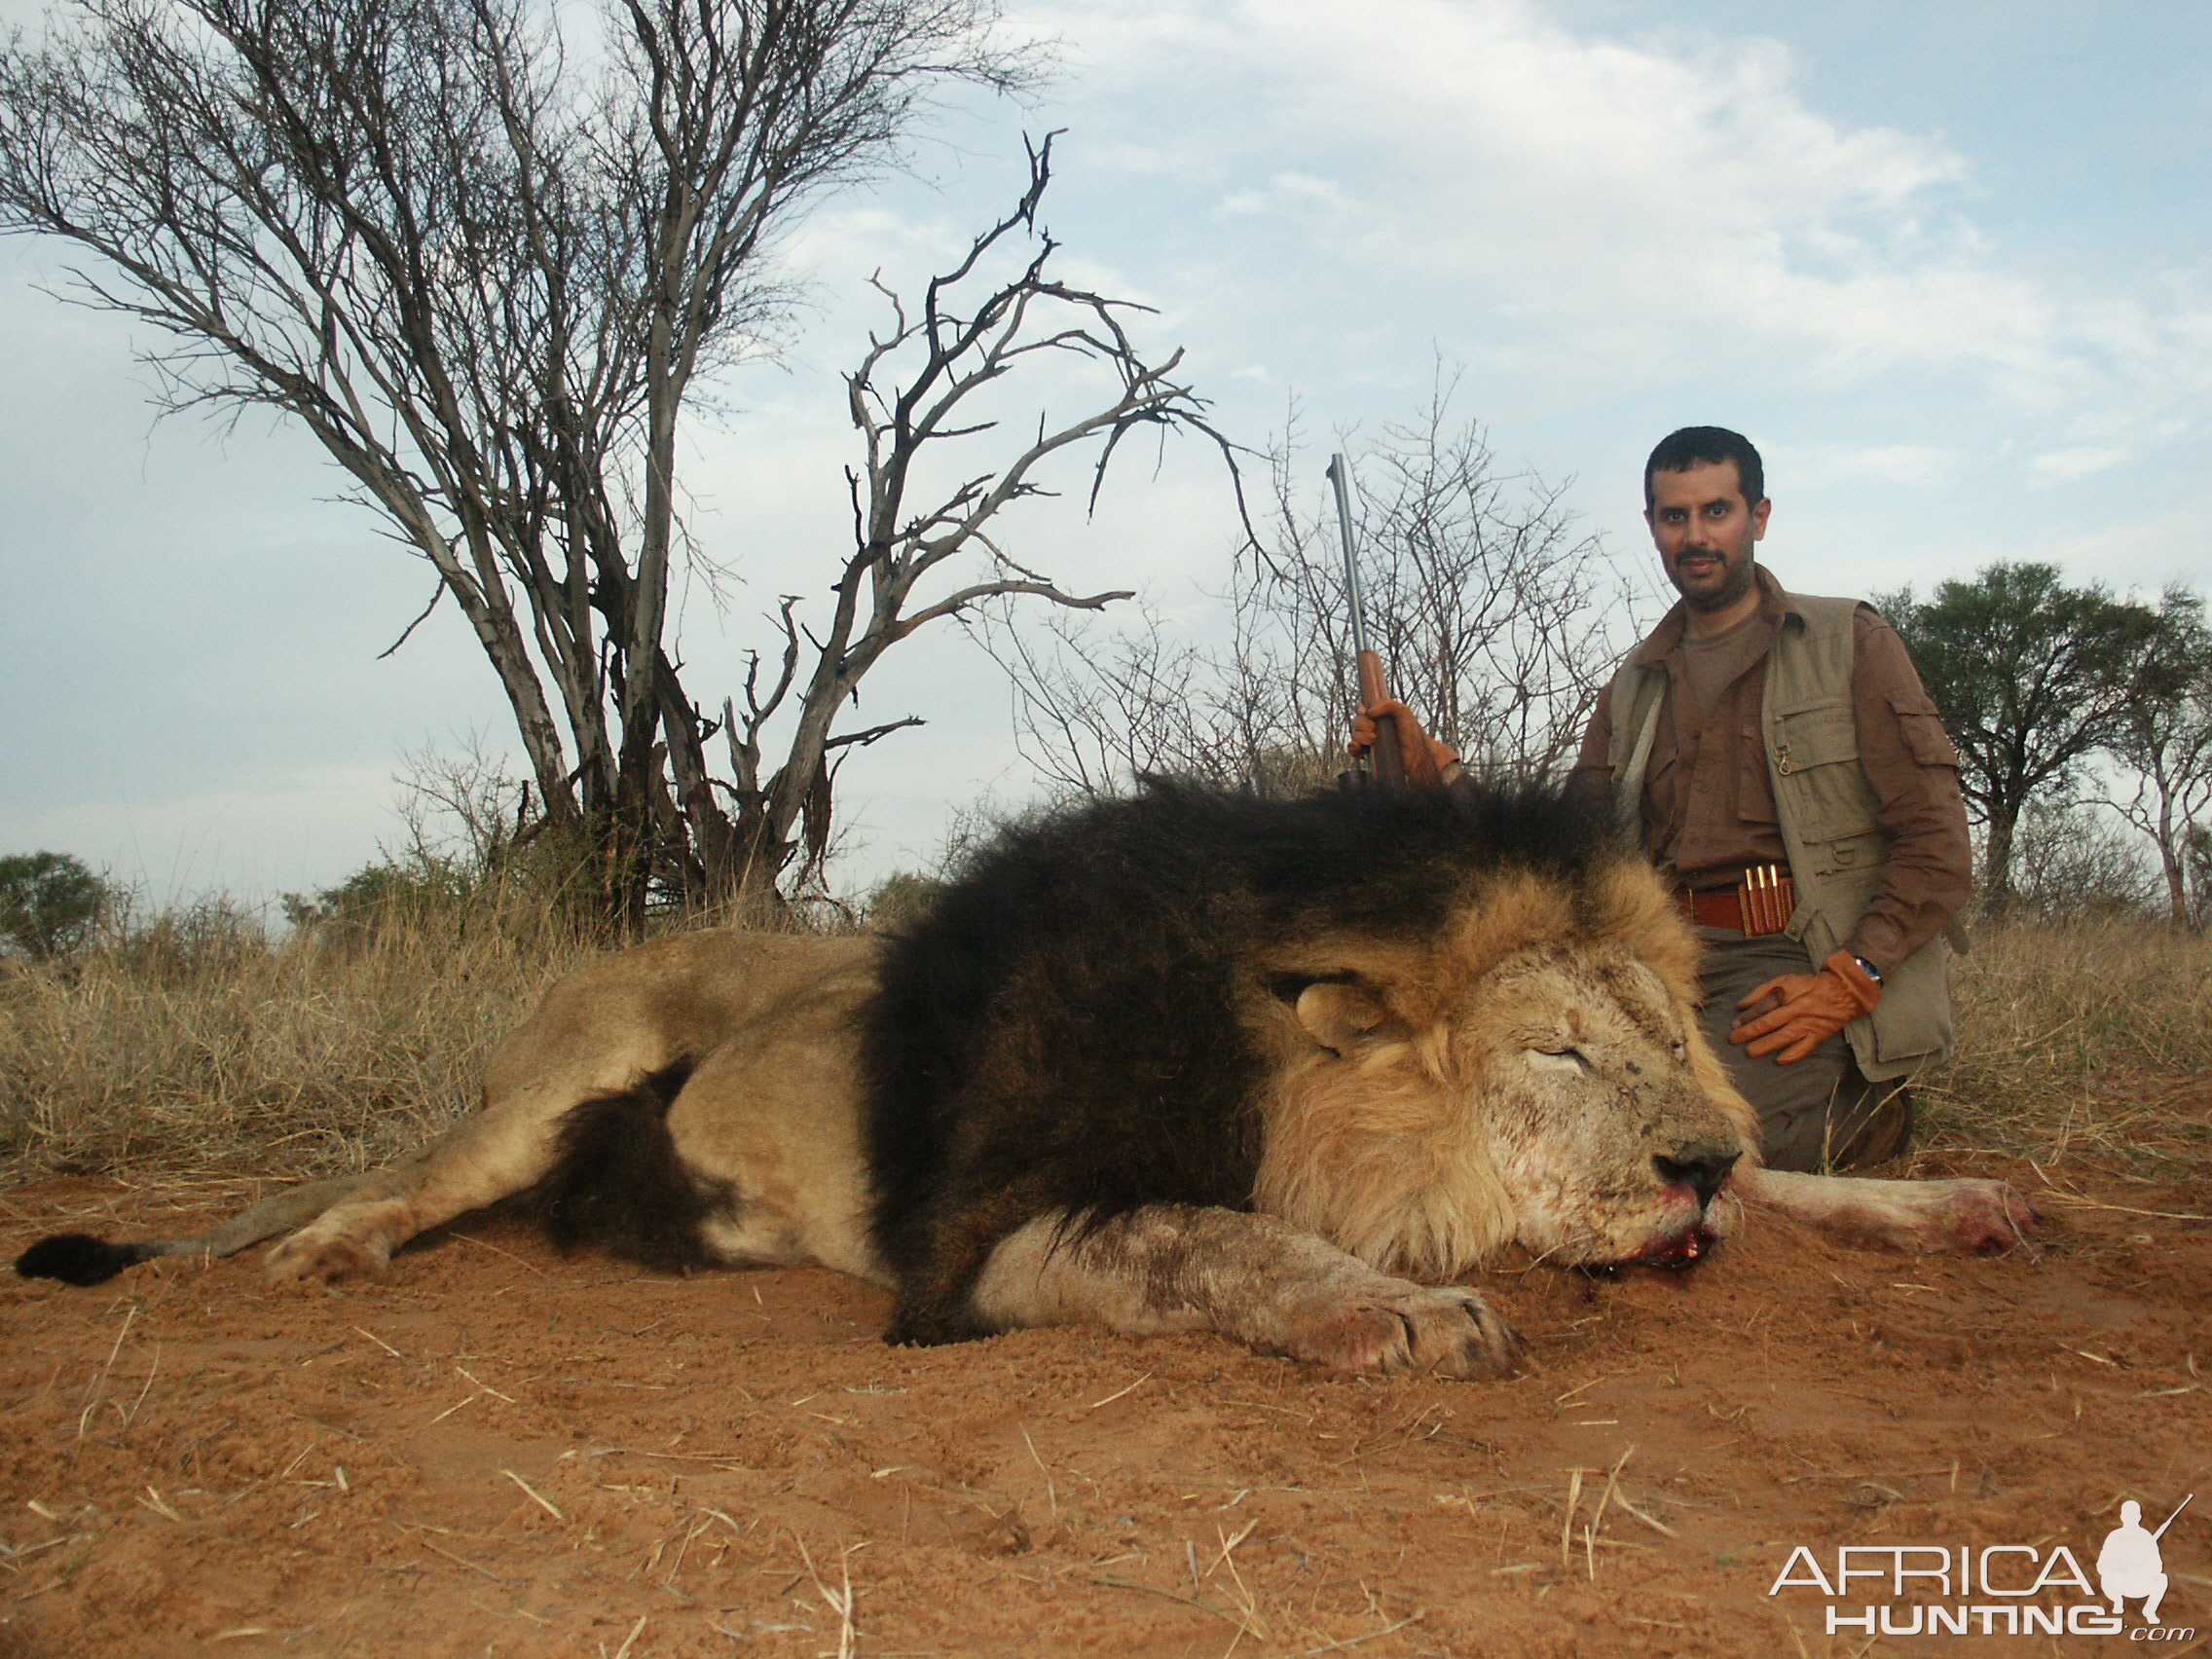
[533, 1057, 723, 1273]
[16, 1233, 150, 1286]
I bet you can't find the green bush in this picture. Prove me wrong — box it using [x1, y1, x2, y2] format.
[0, 851, 118, 960]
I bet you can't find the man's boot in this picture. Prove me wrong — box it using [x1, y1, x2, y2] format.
[1834, 1085, 1914, 1170]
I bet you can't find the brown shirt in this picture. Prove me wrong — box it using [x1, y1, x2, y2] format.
[1567, 568, 1971, 977]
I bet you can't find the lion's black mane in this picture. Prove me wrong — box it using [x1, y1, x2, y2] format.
[860, 777, 1616, 1345]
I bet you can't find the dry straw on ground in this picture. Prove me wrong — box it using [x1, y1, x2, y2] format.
[0, 893, 610, 1179]
[2, 898, 2207, 1185]
[1920, 914, 2212, 1179]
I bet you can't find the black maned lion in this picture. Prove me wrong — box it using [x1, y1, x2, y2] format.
[17, 781, 2034, 1377]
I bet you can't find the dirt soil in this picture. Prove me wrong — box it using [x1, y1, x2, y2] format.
[3, 1155, 2207, 1659]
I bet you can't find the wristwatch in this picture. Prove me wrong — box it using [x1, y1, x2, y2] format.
[1851, 955, 1883, 986]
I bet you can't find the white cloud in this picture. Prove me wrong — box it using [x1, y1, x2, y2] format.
[2030, 446, 2131, 486]
[1029, 0, 2212, 450]
[1217, 171, 1356, 218]
[0, 762, 412, 904]
[2033, 508, 2211, 590]
[1781, 444, 1962, 491]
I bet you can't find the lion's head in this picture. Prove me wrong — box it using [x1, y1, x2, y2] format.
[1250, 856, 1754, 1278]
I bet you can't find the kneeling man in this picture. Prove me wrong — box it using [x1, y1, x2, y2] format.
[1364, 426, 1972, 1171]
[1574, 426, 1970, 1169]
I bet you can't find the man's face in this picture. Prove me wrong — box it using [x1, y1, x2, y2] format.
[1644, 460, 1769, 614]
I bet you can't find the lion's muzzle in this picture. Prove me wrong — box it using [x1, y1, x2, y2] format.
[1587, 1146, 1740, 1274]
[1629, 1145, 1739, 1270]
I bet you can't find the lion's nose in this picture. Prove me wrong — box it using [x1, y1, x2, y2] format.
[1652, 1149, 1739, 1209]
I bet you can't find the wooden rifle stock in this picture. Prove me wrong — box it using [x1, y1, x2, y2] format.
[1356, 650, 1407, 789]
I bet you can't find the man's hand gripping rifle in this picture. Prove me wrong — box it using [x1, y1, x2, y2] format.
[1330, 453, 1457, 789]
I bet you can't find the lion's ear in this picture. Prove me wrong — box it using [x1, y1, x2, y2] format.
[1293, 981, 1404, 1055]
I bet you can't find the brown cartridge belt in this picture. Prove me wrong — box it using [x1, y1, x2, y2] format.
[1678, 864, 1795, 937]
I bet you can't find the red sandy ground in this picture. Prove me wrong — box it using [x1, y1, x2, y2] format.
[2, 1152, 2207, 1659]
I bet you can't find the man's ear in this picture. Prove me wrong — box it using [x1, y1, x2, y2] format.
[1294, 980, 1403, 1055]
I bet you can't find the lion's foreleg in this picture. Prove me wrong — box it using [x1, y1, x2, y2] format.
[970, 1205, 1518, 1378]
[1732, 1165, 2037, 1254]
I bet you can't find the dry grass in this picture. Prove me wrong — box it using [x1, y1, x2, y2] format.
[3, 898, 2206, 1188]
[1920, 914, 2212, 1178]
[0, 894, 614, 1181]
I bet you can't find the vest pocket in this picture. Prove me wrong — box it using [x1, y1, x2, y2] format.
[1801, 830, 1886, 879]
[1871, 937, 1954, 1067]
[1768, 699, 1880, 857]
[1768, 697, 1857, 773]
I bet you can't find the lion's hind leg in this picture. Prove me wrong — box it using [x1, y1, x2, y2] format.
[1732, 1165, 2038, 1255]
[16, 1173, 371, 1286]
[970, 1205, 1519, 1378]
[260, 1179, 434, 1285]
[262, 1057, 701, 1285]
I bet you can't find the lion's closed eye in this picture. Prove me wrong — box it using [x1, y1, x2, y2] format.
[1526, 1047, 1590, 1073]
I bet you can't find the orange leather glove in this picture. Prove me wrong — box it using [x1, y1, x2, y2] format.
[1728, 950, 1882, 1065]
[1348, 698, 1459, 787]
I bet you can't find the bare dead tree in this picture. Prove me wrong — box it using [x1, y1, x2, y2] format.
[2005, 797, 2162, 921]
[0, 0, 1049, 923]
[698, 133, 1242, 894]
[979, 603, 1220, 797]
[991, 378, 1633, 798]
[2091, 587, 2212, 926]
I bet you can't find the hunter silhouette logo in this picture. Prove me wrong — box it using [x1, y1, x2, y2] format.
[2099, 1497, 2191, 1627]
[1768, 1494, 2196, 1640]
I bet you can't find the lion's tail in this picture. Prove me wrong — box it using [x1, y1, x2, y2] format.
[14, 1173, 373, 1286]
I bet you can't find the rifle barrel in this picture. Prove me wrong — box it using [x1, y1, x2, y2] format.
[1325, 455, 1371, 664]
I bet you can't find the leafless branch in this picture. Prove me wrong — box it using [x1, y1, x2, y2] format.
[697, 129, 1247, 885]
[992, 375, 1636, 799]
[377, 581, 448, 660]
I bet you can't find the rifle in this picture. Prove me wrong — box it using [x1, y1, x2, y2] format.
[2153, 1494, 2193, 1539]
[1326, 453, 1406, 789]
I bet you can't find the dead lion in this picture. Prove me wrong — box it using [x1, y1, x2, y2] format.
[16, 781, 2035, 1377]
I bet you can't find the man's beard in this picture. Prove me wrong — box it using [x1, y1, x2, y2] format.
[1674, 552, 1753, 612]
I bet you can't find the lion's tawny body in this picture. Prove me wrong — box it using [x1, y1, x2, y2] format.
[16, 783, 2036, 1377]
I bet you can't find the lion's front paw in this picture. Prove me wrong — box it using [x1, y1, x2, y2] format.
[1286, 1282, 1517, 1379]
[1911, 1178, 2038, 1254]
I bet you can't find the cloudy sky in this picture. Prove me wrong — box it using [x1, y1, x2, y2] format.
[3, 0, 2208, 904]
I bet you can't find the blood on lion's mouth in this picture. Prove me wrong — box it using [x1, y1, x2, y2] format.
[1634, 1223, 1718, 1272]
[1577, 1223, 1721, 1280]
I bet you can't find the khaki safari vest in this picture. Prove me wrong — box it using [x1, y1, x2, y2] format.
[1603, 591, 1952, 1082]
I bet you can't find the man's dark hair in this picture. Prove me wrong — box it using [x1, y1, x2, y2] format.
[1643, 426, 1764, 508]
